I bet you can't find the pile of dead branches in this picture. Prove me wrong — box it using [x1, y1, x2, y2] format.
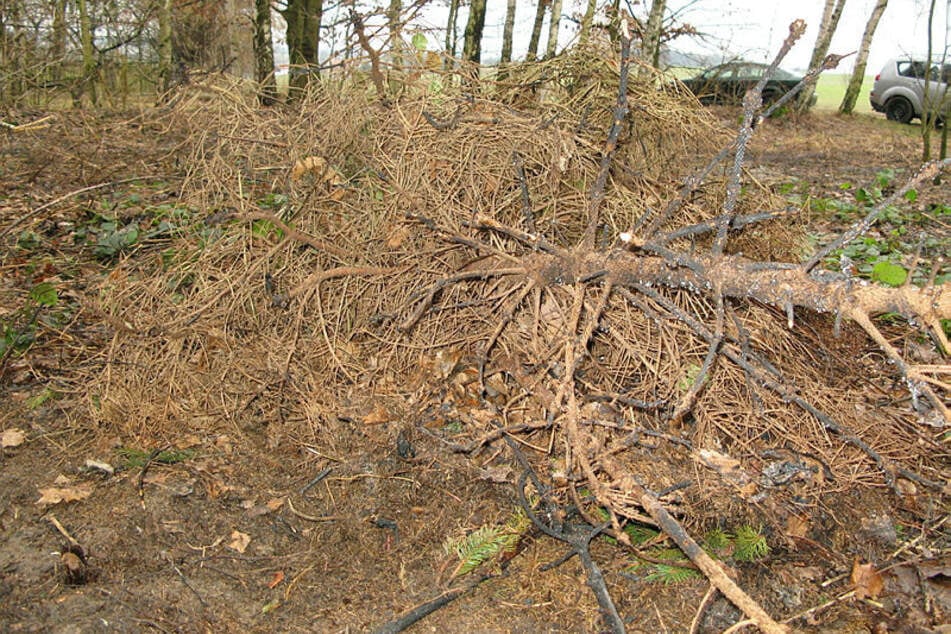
[67, 27, 948, 632]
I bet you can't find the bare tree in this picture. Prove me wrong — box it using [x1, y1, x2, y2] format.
[641, 0, 667, 71]
[254, 0, 277, 105]
[500, 0, 516, 64]
[0, 0, 22, 105]
[545, 0, 563, 58]
[444, 0, 459, 58]
[839, 0, 887, 114]
[157, 0, 173, 94]
[77, 0, 97, 105]
[462, 0, 486, 63]
[919, 0, 948, 161]
[388, 0, 402, 70]
[283, 0, 324, 91]
[579, 0, 598, 46]
[527, 0, 549, 61]
[640, 0, 667, 69]
[51, 0, 67, 82]
[797, 0, 848, 111]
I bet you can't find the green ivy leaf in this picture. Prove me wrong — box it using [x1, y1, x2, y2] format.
[30, 282, 59, 307]
[871, 261, 907, 287]
[904, 189, 918, 203]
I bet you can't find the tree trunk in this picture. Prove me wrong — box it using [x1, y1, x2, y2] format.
[607, 0, 621, 43]
[77, 0, 97, 106]
[51, 0, 67, 83]
[839, 0, 887, 114]
[797, 0, 848, 112]
[445, 0, 459, 59]
[640, 0, 666, 70]
[283, 0, 323, 91]
[388, 0, 402, 71]
[462, 0, 487, 64]
[157, 0, 173, 94]
[545, 0, 563, 58]
[0, 1, 15, 106]
[254, 0, 277, 105]
[221, 0, 255, 80]
[500, 0, 516, 64]
[527, 0, 549, 62]
[940, 113, 948, 160]
[579, 0, 598, 47]
[921, 0, 937, 161]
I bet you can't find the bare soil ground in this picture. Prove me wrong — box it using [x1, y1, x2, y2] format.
[1, 100, 948, 634]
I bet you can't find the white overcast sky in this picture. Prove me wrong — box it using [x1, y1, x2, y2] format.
[277, 1, 950, 74]
[411, 0, 951, 73]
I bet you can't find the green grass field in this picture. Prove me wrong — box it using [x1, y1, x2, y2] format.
[813, 73, 874, 112]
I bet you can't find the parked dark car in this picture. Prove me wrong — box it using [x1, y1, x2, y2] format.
[679, 62, 807, 106]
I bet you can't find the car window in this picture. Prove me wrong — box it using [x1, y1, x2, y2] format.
[897, 61, 931, 79]
[734, 65, 764, 80]
[717, 66, 738, 80]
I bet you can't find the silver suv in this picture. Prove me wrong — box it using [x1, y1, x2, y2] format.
[869, 58, 950, 124]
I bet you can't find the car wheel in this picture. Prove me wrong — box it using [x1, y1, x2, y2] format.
[884, 97, 914, 123]
[761, 87, 782, 106]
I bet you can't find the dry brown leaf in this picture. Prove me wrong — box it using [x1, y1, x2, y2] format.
[363, 403, 391, 425]
[385, 226, 410, 249]
[291, 155, 328, 181]
[291, 155, 346, 199]
[204, 478, 232, 500]
[1, 427, 26, 448]
[478, 464, 513, 484]
[784, 514, 810, 539]
[36, 485, 93, 506]
[266, 497, 285, 511]
[227, 530, 251, 554]
[267, 570, 285, 589]
[695, 449, 754, 493]
[435, 349, 462, 380]
[180, 434, 203, 448]
[851, 558, 885, 599]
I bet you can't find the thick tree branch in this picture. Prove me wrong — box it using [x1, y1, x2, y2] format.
[506, 250, 951, 324]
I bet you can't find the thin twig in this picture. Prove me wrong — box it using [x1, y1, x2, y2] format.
[286, 498, 342, 522]
[713, 20, 806, 256]
[371, 573, 492, 634]
[239, 211, 351, 259]
[517, 471, 626, 634]
[689, 585, 718, 634]
[583, 30, 632, 250]
[48, 514, 82, 549]
[627, 281, 909, 491]
[512, 151, 537, 234]
[803, 159, 950, 272]
[611, 464, 788, 634]
[138, 445, 171, 506]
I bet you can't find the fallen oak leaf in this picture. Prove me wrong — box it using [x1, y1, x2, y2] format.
[36, 485, 93, 506]
[851, 557, 885, 599]
[228, 530, 251, 554]
[1, 427, 26, 448]
[363, 403, 391, 425]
